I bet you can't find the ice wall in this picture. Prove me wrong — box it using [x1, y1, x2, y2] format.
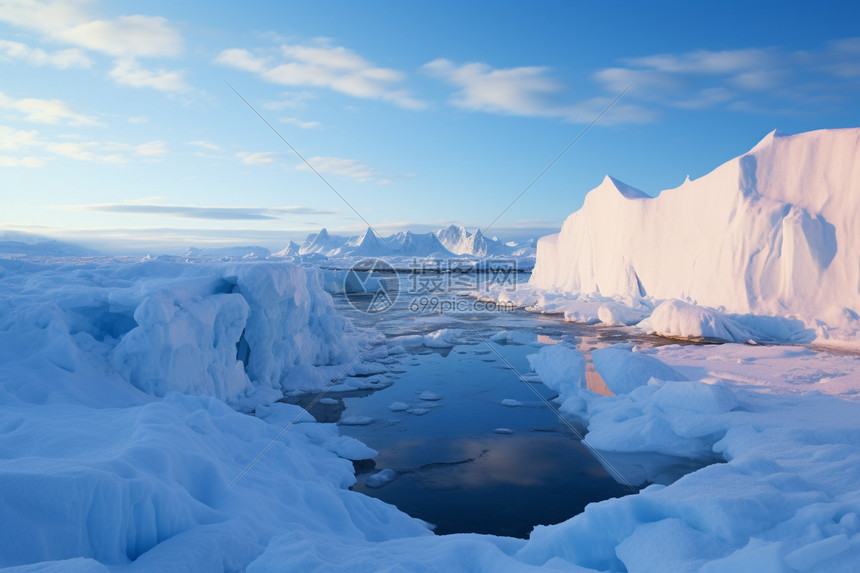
[531, 128, 860, 339]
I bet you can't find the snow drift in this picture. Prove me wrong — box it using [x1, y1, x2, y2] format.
[0, 259, 360, 406]
[531, 128, 860, 344]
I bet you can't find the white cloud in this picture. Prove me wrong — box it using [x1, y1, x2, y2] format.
[625, 49, 776, 75]
[262, 91, 315, 110]
[0, 2, 187, 92]
[110, 59, 188, 92]
[674, 87, 736, 110]
[424, 59, 653, 124]
[424, 58, 566, 116]
[0, 39, 90, 68]
[43, 141, 123, 163]
[135, 140, 168, 156]
[591, 67, 683, 98]
[279, 117, 321, 130]
[236, 151, 278, 165]
[0, 155, 45, 167]
[593, 39, 860, 113]
[215, 41, 426, 110]
[56, 15, 183, 58]
[0, 91, 101, 126]
[127, 116, 148, 124]
[187, 140, 222, 151]
[0, 125, 40, 149]
[0, 3, 183, 58]
[297, 156, 381, 183]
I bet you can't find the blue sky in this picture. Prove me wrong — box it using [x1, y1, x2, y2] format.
[1, 0, 859, 253]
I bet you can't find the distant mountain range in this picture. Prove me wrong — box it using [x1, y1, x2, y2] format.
[280, 225, 536, 259]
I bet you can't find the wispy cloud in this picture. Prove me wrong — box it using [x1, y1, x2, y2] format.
[109, 58, 189, 92]
[236, 151, 278, 165]
[424, 58, 653, 123]
[297, 155, 386, 183]
[593, 38, 860, 112]
[278, 117, 321, 130]
[43, 141, 124, 163]
[0, 39, 90, 69]
[0, 124, 176, 166]
[0, 125, 40, 150]
[58, 203, 335, 220]
[0, 155, 45, 167]
[135, 140, 168, 156]
[424, 59, 565, 116]
[0, 91, 102, 126]
[0, 3, 183, 58]
[215, 39, 427, 110]
[187, 140, 222, 151]
[262, 91, 315, 111]
[0, 1, 187, 92]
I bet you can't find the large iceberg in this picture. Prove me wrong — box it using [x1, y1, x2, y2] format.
[530, 128, 860, 345]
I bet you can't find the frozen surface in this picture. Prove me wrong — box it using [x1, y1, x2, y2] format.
[3, 256, 860, 571]
[522, 342, 860, 569]
[0, 258, 433, 570]
[522, 129, 860, 347]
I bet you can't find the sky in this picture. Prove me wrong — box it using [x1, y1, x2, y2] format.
[1, 0, 859, 254]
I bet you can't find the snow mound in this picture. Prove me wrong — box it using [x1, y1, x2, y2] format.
[527, 343, 586, 397]
[592, 344, 688, 395]
[641, 299, 815, 343]
[531, 128, 860, 345]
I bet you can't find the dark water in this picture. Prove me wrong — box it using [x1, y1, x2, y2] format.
[303, 273, 696, 538]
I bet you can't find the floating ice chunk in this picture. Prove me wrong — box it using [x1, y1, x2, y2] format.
[592, 345, 687, 395]
[501, 399, 522, 407]
[408, 408, 429, 416]
[318, 398, 339, 405]
[338, 416, 374, 426]
[365, 468, 398, 488]
[422, 329, 464, 348]
[255, 402, 315, 425]
[489, 330, 537, 346]
[526, 344, 586, 396]
[389, 402, 409, 412]
[418, 391, 442, 401]
[342, 376, 393, 390]
[494, 428, 514, 434]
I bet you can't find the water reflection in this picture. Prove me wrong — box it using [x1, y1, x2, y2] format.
[327, 272, 708, 537]
[353, 432, 634, 537]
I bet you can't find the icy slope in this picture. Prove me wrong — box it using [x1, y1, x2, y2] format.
[0, 259, 360, 406]
[531, 128, 860, 342]
[0, 258, 434, 571]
